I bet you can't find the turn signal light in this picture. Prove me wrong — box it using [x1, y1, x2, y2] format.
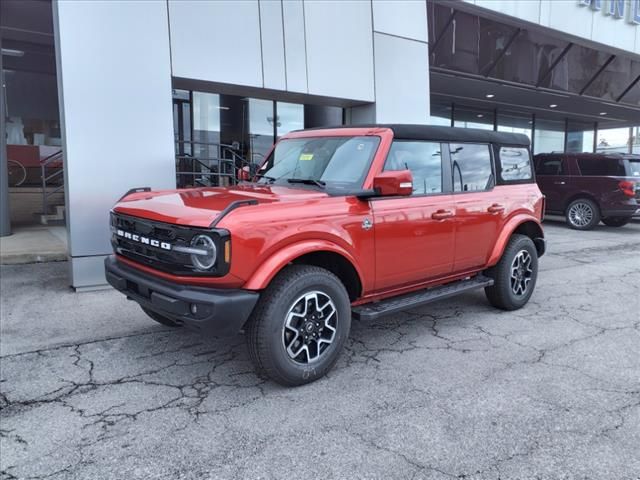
[224, 240, 231, 263]
[619, 180, 636, 197]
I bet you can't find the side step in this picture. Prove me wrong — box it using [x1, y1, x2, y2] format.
[352, 275, 494, 321]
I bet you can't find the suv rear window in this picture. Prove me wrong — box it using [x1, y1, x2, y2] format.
[577, 157, 626, 176]
[498, 147, 532, 182]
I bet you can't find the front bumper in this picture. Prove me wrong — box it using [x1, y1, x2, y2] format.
[105, 255, 258, 336]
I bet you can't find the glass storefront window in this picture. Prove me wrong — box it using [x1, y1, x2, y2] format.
[174, 91, 343, 187]
[249, 99, 274, 164]
[534, 118, 565, 155]
[192, 92, 221, 160]
[276, 102, 304, 138]
[430, 100, 451, 126]
[597, 127, 633, 154]
[454, 105, 494, 130]
[566, 121, 594, 153]
[497, 110, 532, 142]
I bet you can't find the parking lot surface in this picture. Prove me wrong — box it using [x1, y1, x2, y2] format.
[1, 221, 639, 479]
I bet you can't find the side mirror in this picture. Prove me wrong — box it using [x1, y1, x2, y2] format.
[373, 170, 413, 196]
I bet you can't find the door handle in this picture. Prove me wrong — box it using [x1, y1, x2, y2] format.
[431, 209, 454, 220]
[554, 181, 566, 185]
[487, 204, 505, 214]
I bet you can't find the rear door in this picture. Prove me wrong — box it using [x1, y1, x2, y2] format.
[449, 143, 502, 272]
[372, 140, 455, 290]
[534, 155, 571, 213]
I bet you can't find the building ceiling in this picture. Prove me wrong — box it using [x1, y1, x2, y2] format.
[430, 69, 640, 128]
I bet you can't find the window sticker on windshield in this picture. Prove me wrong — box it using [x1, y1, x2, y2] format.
[299, 153, 314, 161]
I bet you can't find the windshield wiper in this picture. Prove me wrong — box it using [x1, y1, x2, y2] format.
[254, 173, 277, 183]
[287, 178, 326, 188]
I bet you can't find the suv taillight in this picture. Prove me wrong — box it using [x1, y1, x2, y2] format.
[619, 180, 636, 197]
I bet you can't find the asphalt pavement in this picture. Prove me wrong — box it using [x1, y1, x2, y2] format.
[1, 220, 639, 479]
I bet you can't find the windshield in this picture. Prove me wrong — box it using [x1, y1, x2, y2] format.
[256, 136, 381, 192]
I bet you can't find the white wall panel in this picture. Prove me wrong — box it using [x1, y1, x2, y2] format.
[590, 7, 637, 54]
[169, 0, 263, 87]
[463, 0, 639, 56]
[371, 33, 430, 123]
[304, 0, 374, 101]
[472, 0, 540, 24]
[545, 1, 593, 43]
[54, 0, 175, 287]
[259, 0, 286, 90]
[372, 0, 428, 42]
[282, 0, 308, 93]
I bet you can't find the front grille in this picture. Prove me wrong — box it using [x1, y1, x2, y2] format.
[110, 213, 229, 276]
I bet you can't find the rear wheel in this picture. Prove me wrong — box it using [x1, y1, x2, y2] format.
[566, 198, 600, 230]
[601, 216, 631, 227]
[141, 306, 181, 327]
[485, 234, 538, 311]
[246, 265, 351, 386]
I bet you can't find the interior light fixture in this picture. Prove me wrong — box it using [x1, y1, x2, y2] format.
[599, 112, 607, 115]
[549, 104, 558, 108]
[485, 94, 495, 98]
[476, 114, 484, 118]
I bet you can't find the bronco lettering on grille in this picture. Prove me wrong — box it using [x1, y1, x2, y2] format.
[116, 229, 171, 251]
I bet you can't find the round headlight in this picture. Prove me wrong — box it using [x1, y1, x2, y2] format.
[190, 235, 217, 270]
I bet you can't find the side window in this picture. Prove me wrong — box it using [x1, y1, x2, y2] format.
[577, 158, 625, 176]
[499, 147, 533, 182]
[450, 143, 493, 192]
[536, 157, 563, 176]
[384, 141, 442, 195]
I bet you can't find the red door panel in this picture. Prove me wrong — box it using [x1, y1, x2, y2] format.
[372, 195, 455, 291]
[452, 191, 505, 272]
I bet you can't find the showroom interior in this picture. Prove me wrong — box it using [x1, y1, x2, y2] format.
[0, 0, 638, 288]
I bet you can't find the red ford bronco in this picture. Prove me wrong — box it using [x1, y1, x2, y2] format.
[106, 125, 545, 386]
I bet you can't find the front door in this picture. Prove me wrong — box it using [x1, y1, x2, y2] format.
[534, 156, 571, 213]
[372, 140, 455, 291]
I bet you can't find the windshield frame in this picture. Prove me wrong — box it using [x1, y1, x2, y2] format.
[254, 134, 383, 194]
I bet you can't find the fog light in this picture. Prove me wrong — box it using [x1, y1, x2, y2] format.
[190, 235, 217, 270]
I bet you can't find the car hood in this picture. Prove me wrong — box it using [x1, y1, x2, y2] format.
[112, 183, 328, 228]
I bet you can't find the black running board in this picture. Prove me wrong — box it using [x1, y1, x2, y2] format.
[352, 275, 494, 321]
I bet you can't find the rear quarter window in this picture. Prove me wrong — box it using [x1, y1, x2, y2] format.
[625, 159, 640, 177]
[577, 158, 626, 176]
[498, 147, 533, 182]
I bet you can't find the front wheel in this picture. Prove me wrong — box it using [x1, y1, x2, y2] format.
[485, 234, 538, 311]
[601, 216, 631, 227]
[246, 265, 351, 386]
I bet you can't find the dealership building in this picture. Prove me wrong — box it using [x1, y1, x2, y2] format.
[1, 0, 639, 289]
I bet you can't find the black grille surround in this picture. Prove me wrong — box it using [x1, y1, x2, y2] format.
[110, 212, 230, 277]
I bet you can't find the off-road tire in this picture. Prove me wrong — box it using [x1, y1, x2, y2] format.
[245, 265, 351, 386]
[601, 216, 631, 227]
[141, 306, 182, 327]
[484, 234, 538, 311]
[565, 198, 600, 230]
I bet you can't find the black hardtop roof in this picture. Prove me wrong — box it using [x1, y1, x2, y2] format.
[303, 124, 530, 146]
[535, 152, 639, 160]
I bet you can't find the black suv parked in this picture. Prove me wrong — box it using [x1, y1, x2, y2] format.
[534, 153, 640, 230]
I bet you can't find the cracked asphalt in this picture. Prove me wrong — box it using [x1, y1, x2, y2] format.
[1, 220, 639, 479]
